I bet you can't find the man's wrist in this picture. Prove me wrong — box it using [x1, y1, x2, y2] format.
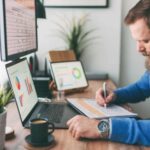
[111, 92, 117, 103]
[97, 119, 110, 139]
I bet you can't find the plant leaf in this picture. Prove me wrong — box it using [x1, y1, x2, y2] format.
[53, 14, 99, 59]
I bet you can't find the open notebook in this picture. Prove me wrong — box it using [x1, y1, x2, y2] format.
[67, 98, 137, 119]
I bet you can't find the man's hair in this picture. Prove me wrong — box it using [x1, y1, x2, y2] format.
[125, 0, 150, 28]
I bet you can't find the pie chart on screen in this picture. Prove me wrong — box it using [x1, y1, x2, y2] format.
[15, 76, 21, 90]
[72, 67, 81, 79]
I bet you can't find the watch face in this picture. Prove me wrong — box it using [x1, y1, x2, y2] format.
[98, 120, 109, 133]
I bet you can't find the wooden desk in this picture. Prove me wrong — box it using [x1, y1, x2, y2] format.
[5, 80, 149, 150]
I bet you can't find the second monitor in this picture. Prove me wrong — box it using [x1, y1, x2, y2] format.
[50, 61, 88, 91]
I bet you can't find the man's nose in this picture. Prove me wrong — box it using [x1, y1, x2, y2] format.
[137, 42, 145, 52]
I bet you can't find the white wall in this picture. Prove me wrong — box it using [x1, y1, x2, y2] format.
[0, 61, 8, 88]
[120, 0, 145, 86]
[37, 0, 122, 85]
[120, 0, 150, 118]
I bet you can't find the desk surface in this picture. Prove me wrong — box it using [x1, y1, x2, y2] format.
[5, 80, 150, 150]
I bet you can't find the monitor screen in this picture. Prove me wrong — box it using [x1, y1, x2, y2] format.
[0, 0, 37, 61]
[51, 61, 88, 91]
[6, 58, 38, 122]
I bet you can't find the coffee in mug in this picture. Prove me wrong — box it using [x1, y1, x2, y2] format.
[29, 118, 54, 145]
[31, 119, 47, 124]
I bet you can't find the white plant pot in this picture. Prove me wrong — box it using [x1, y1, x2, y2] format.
[0, 109, 7, 150]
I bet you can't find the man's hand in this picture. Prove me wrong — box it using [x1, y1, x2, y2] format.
[67, 115, 100, 140]
[95, 87, 116, 106]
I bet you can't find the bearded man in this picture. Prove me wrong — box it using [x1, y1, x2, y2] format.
[67, 0, 150, 146]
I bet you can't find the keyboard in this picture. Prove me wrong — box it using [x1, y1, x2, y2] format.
[39, 103, 65, 123]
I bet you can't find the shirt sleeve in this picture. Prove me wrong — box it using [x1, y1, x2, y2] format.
[114, 71, 150, 104]
[109, 118, 150, 146]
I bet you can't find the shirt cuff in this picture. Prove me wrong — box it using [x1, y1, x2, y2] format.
[108, 118, 112, 139]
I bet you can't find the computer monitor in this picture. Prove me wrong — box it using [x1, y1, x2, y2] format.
[6, 58, 38, 121]
[0, 0, 37, 61]
[50, 61, 88, 91]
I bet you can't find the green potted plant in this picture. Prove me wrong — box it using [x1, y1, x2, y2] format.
[54, 15, 98, 60]
[0, 85, 13, 149]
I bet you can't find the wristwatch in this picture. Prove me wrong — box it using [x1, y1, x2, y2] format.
[97, 119, 109, 138]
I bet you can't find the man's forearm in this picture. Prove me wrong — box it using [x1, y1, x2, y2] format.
[109, 118, 150, 146]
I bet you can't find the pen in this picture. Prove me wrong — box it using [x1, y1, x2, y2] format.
[102, 82, 107, 108]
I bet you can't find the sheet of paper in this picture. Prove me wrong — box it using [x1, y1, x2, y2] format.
[67, 98, 137, 119]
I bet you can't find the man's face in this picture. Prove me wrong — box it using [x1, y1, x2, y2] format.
[129, 18, 150, 70]
[129, 18, 150, 56]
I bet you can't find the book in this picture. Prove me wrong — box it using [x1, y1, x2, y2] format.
[67, 98, 137, 119]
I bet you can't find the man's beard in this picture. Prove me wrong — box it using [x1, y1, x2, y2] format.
[145, 56, 150, 70]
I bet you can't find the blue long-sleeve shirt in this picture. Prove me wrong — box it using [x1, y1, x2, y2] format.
[109, 71, 150, 146]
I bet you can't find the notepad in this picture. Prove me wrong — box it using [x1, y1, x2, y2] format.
[67, 98, 137, 119]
